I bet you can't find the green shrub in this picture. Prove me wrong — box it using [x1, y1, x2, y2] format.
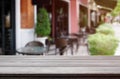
[35, 8, 51, 37]
[96, 23, 114, 35]
[88, 33, 119, 55]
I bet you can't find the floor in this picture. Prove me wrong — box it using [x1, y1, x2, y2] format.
[112, 22, 120, 56]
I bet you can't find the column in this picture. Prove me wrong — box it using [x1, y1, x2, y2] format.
[70, 0, 79, 34]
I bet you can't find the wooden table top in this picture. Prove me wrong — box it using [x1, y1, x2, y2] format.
[0, 56, 120, 75]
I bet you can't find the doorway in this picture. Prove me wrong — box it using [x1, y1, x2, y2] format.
[0, 0, 15, 55]
[55, 0, 69, 38]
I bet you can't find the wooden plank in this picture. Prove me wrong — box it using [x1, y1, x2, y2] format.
[0, 56, 120, 75]
[0, 67, 120, 74]
[0, 59, 120, 65]
[1, 56, 120, 60]
[0, 62, 120, 67]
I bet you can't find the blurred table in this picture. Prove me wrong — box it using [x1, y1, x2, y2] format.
[17, 47, 47, 55]
[60, 35, 78, 55]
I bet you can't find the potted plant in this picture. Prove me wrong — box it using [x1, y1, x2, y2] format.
[35, 8, 51, 46]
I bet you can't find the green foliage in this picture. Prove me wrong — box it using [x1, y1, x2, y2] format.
[88, 33, 119, 55]
[88, 23, 119, 55]
[35, 8, 51, 37]
[111, 0, 120, 17]
[96, 23, 114, 35]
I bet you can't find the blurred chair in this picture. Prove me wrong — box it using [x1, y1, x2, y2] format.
[55, 38, 68, 55]
[45, 39, 51, 52]
[70, 33, 82, 52]
[24, 41, 45, 55]
[45, 38, 55, 54]
[25, 41, 44, 47]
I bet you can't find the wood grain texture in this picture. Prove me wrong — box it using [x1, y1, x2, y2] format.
[0, 56, 120, 76]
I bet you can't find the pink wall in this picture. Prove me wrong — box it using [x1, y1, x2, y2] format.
[70, 0, 79, 33]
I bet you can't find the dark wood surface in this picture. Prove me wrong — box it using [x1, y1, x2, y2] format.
[0, 56, 120, 78]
